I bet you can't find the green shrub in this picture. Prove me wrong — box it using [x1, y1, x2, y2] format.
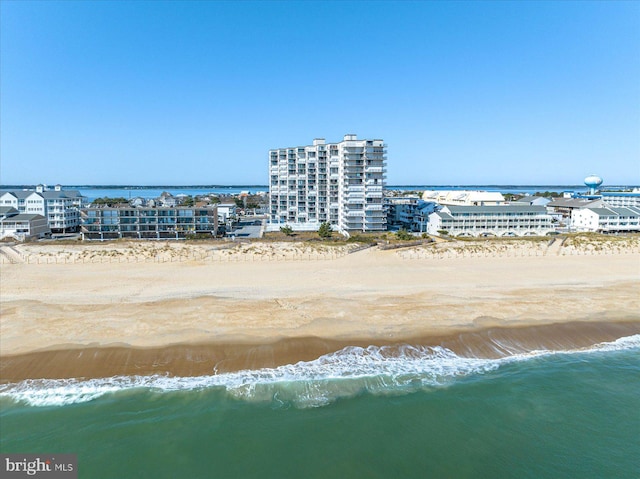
[280, 225, 294, 236]
[395, 228, 413, 241]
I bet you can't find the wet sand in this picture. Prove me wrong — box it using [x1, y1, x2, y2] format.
[1, 321, 638, 382]
[1, 245, 639, 381]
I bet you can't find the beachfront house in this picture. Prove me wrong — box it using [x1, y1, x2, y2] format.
[0, 207, 51, 241]
[0, 206, 19, 221]
[386, 197, 437, 232]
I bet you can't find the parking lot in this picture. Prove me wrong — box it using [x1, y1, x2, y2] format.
[229, 218, 265, 239]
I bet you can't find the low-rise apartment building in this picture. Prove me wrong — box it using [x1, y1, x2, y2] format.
[600, 192, 640, 208]
[571, 206, 640, 233]
[81, 206, 219, 240]
[0, 184, 86, 233]
[545, 197, 603, 226]
[422, 190, 505, 206]
[427, 205, 555, 237]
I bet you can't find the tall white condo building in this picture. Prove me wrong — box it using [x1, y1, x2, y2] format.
[269, 134, 387, 232]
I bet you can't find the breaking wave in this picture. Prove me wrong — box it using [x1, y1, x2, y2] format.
[1, 335, 638, 408]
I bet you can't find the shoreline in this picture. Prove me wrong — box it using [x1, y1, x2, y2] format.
[1, 320, 638, 383]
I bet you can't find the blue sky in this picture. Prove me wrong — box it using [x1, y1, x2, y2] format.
[1, 0, 638, 186]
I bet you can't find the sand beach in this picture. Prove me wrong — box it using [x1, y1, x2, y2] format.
[1, 238, 639, 381]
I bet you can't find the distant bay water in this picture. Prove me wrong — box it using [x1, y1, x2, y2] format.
[75, 186, 269, 202]
[3, 184, 635, 203]
[63, 184, 602, 202]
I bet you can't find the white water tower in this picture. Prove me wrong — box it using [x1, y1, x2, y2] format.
[584, 174, 603, 195]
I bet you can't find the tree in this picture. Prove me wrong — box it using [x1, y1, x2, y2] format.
[318, 222, 333, 239]
[534, 191, 559, 198]
[91, 197, 128, 207]
[280, 225, 294, 236]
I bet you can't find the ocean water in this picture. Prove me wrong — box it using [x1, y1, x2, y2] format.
[1, 337, 638, 479]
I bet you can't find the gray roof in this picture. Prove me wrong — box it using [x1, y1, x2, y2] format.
[512, 196, 551, 205]
[42, 190, 84, 199]
[587, 208, 618, 216]
[445, 205, 548, 214]
[1, 213, 46, 221]
[0, 189, 85, 199]
[583, 206, 640, 217]
[547, 198, 599, 208]
[0, 190, 33, 199]
[609, 207, 639, 216]
[0, 206, 19, 216]
[430, 210, 454, 220]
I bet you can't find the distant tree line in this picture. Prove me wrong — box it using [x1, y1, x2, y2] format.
[234, 197, 261, 209]
[91, 197, 129, 206]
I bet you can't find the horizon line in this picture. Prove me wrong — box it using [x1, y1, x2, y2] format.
[1, 183, 639, 189]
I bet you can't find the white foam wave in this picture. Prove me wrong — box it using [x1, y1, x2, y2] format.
[588, 333, 640, 351]
[1, 335, 638, 408]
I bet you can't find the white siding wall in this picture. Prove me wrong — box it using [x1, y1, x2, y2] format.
[269, 135, 386, 232]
